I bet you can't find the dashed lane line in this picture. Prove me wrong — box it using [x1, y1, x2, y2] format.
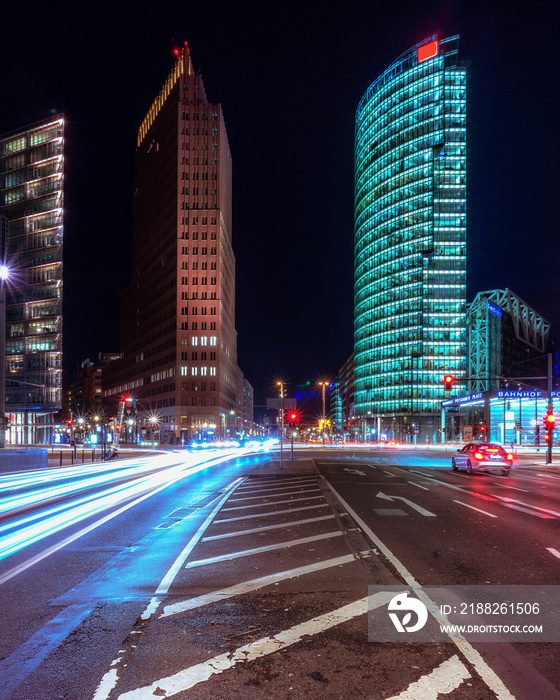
[160, 553, 363, 618]
[453, 500, 498, 518]
[384, 654, 471, 700]
[214, 502, 329, 523]
[408, 481, 430, 490]
[184, 531, 344, 568]
[546, 548, 560, 559]
[116, 592, 396, 700]
[201, 514, 338, 541]
[220, 494, 324, 511]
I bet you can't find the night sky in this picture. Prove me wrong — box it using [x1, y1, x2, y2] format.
[1, 1, 558, 403]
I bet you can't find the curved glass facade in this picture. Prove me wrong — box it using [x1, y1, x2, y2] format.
[354, 35, 467, 428]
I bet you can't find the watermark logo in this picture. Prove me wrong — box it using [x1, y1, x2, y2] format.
[388, 592, 428, 633]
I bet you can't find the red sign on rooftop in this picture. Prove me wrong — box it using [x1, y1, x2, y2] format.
[418, 40, 438, 62]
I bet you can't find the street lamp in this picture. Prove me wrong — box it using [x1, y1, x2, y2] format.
[148, 415, 159, 446]
[0, 265, 9, 449]
[277, 380, 284, 466]
[318, 380, 329, 445]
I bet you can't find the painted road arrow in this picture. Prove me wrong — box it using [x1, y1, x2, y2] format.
[376, 491, 437, 517]
[343, 468, 366, 476]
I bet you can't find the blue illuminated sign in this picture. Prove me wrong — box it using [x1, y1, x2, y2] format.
[488, 303, 502, 317]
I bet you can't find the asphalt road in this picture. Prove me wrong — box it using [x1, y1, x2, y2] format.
[0, 447, 559, 699]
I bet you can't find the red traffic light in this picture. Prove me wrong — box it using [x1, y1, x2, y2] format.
[443, 375, 454, 391]
[286, 410, 299, 424]
[544, 412, 556, 429]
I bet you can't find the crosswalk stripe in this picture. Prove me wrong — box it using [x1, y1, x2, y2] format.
[220, 494, 324, 511]
[214, 503, 329, 523]
[161, 553, 360, 618]
[117, 592, 395, 699]
[185, 531, 343, 568]
[236, 477, 317, 490]
[384, 654, 470, 699]
[202, 514, 337, 541]
[228, 487, 321, 502]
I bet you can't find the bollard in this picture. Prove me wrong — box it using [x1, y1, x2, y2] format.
[81, 449, 85, 463]
[92, 449, 95, 463]
[59, 451, 63, 467]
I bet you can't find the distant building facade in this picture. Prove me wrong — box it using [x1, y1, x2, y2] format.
[332, 353, 355, 439]
[354, 35, 467, 442]
[103, 45, 241, 443]
[63, 352, 121, 416]
[0, 116, 64, 444]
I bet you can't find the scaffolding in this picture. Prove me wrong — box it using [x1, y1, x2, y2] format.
[468, 289, 550, 394]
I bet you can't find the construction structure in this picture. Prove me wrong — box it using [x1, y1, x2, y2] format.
[467, 288, 551, 394]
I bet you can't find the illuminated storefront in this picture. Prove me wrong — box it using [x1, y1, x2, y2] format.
[442, 390, 559, 446]
[354, 35, 466, 441]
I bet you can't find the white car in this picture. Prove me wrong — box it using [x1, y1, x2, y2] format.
[452, 442, 513, 476]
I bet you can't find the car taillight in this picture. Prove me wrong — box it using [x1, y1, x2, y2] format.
[474, 452, 484, 460]
[507, 453, 514, 461]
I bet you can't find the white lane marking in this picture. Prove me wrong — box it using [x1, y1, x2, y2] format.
[214, 503, 328, 523]
[220, 494, 324, 511]
[202, 514, 337, 541]
[161, 553, 361, 618]
[385, 654, 471, 699]
[383, 471, 399, 477]
[326, 483, 516, 700]
[536, 473, 560, 479]
[502, 504, 554, 519]
[155, 478, 245, 595]
[453, 500, 498, 518]
[228, 487, 321, 502]
[93, 597, 162, 700]
[92, 479, 246, 699]
[117, 592, 395, 699]
[236, 476, 317, 489]
[546, 548, 560, 559]
[185, 531, 344, 568]
[343, 468, 366, 476]
[232, 482, 318, 495]
[494, 495, 560, 518]
[376, 492, 436, 517]
[407, 472, 499, 501]
[408, 481, 429, 491]
[492, 484, 530, 492]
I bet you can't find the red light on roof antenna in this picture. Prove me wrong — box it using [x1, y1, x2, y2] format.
[173, 47, 180, 57]
[418, 40, 438, 63]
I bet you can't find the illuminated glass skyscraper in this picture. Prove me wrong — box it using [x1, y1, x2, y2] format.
[0, 116, 64, 444]
[354, 36, 467, 441]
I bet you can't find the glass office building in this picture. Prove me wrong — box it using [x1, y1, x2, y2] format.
[0, 116, 64, 444]
[354, 36, 467, 441]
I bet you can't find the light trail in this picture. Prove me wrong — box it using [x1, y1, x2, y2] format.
[0, 449, 250, 563]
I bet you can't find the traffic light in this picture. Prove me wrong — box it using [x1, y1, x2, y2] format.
[287, 410, 299, 425]
[544, 410, 556, 437]
[444, 375, 454, 391]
